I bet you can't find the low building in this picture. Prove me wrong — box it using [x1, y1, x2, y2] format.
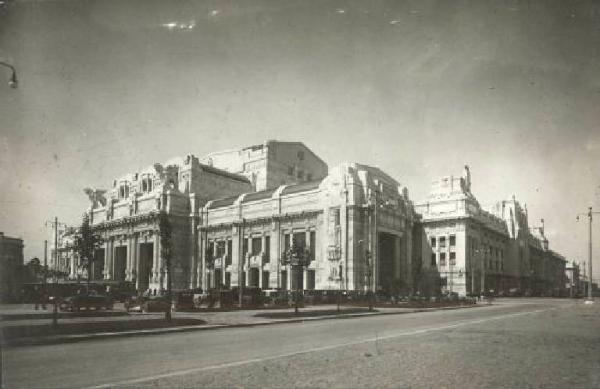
[0, 232, 25, 302]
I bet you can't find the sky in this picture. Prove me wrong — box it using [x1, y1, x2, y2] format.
[1, 0, 599, 277]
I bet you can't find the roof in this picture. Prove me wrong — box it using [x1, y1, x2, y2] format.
[281, 179, 323, 196]
[243, 188, 277, 203]
[199, 163, 251, 184]
[208, 195, 240, 209]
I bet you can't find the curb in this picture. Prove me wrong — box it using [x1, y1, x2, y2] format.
[2, 304, 482, 348]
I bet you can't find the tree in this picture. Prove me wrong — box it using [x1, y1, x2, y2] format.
[75, 213, 103, 292]
[281, 238, 311, 315]
[159, 212, 173, 321]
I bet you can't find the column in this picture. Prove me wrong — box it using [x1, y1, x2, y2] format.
[104, 238, 113, 280]
[303, 230, 310, 290]
[126, 235, 133, 281]
[153, 232, 160, 284]
[211, 239, 217, 289]
[132, 233, 138, 285]
[198, 229, 206, 291]
[269, 220, 280, 288]
[259, 234, 266, 289]
[135, 235, 143, 291]
[69, 251, 76, 279]
[230, 225, 240, 287]
[223, 238, 229, 287]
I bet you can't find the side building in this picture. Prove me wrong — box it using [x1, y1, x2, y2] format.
[415, 166, 567, 297]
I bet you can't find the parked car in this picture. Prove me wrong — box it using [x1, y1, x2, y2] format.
[125, 296, 171, 313]
[59, 294, 114, 311]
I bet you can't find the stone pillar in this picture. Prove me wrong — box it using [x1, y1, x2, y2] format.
[303, 230, 310, 290]
[132, 233, 138, 285]
[394, 235, 402, 281]
[223, 238, 229, 287]
[104, 238, 113, 280]
[126, 235, 133, 281]
[259, 234, 266, 289]
[231, 225, 241, 287]
[270, 220, 280, 288]
[135, 235, 143, 291]
[69, 251, 76, 279]
[153, 232, 160, 284]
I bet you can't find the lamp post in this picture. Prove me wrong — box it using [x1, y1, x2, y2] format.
[281, 239, 311, 315]
[0, 61, 18, 88]
[577, 207, 599, 303]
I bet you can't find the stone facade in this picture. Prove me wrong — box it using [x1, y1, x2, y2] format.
[57, 143, 569, 298]
[198, 163, 415, 293]
[415, 166, 567, 297]
[200, 140, 328, 191]
[84, 154, 253, 294]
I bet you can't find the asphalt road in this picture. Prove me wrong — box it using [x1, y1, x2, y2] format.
[2, 299, 599, 388]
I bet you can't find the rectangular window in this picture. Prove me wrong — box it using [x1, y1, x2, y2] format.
[450, 235, 456, 246]
[284, 234, 290, 251]
[307, 173, 312, 181]
[207, 242, 214, 260]
[293, 232, 306, 249]
[310, 231, 316, 260]
[297, 151, 305, 160]
[225, 272, 231, 287]
[262, 271, 269, 288]
[252, 237, 262, 256]
[297, 170, 304, 179]
[431, 253, 436, 266]
[226, 240, 232, 266]
[307, 270, 316, 290]
[243, 238, 248, 256]
[216, 241, 226, 258]
[449, 252, 456, 265]
[264, 236, 270, 262]
[288, 166, 294, 176]
[431, 237, 436, 247]
[440, 252, 446, 266]
[439, 236, 446, 248]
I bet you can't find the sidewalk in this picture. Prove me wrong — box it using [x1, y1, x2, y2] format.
[0, 303, 481, 347]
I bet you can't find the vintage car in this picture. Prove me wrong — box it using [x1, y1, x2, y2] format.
[125, 296, 170, 313]
[59, 294, 114, 311]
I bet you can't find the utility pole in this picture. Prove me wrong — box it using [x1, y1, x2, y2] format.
[587, 208, 593, 302]
[577, 207, 598, 304]
[43, 240, 48, 286]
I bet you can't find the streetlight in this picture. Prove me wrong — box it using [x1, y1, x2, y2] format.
[281, 239, 311, 315]
[576, 207, 599, 303]
[0, 61, 18, 88]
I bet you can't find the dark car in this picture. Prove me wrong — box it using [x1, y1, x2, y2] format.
[125, 296, 170, 313]
[59, 294, 114, 311]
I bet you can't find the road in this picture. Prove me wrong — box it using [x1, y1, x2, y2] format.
[2, 299, 599, 388]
